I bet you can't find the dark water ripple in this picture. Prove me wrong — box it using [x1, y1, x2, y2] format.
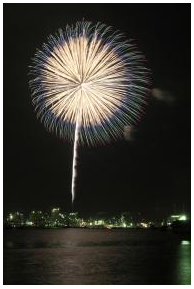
[4, 228, 191, 285]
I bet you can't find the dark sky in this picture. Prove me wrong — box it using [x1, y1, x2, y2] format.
[4, 3, 191, 218]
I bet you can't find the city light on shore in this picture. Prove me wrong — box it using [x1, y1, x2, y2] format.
[4, 209, 190, 230]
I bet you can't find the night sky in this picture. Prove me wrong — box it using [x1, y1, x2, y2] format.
[4, 3, 191, 218]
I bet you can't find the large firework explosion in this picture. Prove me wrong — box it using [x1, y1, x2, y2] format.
[29, 20, 150, 203]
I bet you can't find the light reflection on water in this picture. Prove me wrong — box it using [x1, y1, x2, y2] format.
[181, 240, 190, 246]
[4, 229, 191, 285]
[176, 240, 191, 285]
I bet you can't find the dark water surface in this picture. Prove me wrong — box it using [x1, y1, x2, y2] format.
[4, 228, 191, 285]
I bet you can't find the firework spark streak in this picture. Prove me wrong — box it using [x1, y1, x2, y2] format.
[71, 119, 80, 203]
[29, 20, 150, 204]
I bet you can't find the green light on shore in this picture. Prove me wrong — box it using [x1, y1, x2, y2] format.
[178, 215, 187, 221]
[181, 240, 190, 245]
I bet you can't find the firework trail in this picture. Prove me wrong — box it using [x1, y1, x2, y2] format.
[29, 20, 150, 204]
[71, 118, 80, 203]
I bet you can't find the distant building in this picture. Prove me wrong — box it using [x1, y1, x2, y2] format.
[5, 212, 24, 227]
[167, 214, 187, 225]
[28, 211, 45, 227]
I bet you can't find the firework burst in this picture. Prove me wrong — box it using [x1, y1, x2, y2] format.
[29, 20, 150, 203]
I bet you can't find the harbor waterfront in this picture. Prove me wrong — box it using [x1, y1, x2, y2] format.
[4, 208, 191, 231]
